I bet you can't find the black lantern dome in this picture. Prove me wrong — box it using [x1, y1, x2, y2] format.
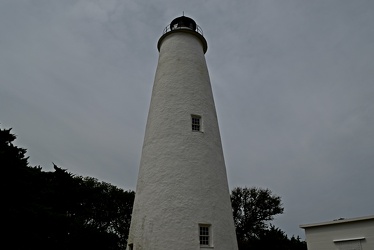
[170, 16, 197, 31]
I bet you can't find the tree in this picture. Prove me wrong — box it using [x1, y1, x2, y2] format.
[231, 187, 284, 248]
[289, 235, 307, 250]
[231, 187, 307, 250]
[1, 127, 135, 250]
[0, 127, 29, 168]
[238, 225, 305, 250]
[44, 167, 135, 250]
[1, 127, 46, 248]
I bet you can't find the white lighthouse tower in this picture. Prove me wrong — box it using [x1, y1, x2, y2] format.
[127, 16, 238, 250]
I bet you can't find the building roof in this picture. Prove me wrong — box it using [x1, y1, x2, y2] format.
[300, 215, 374, 229]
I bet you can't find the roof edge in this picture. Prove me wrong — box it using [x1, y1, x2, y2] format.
[300, 215, 374, 229]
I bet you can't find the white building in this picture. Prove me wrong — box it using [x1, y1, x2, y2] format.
[126, 16, 238, 250]
[300, 215, 374, 250]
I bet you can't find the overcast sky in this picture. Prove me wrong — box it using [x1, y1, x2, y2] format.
[1, 0, 374, 239]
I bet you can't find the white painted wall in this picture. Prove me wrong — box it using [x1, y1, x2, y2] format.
[301, 216, 374, 250]
[127, 28, 238, 250]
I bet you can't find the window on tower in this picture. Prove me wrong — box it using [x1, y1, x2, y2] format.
[191, 115, 201, 132]
[199, 224, 211, 246]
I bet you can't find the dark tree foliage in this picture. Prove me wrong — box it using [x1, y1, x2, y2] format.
[231, 187, 306, 250]
[1, 127, 135, 250]
[243, 225, 307, 250]
[231, 186, 284, 241]
[239, 225, 285, 250]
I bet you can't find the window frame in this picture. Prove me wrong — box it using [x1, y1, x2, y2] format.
[191, 115, 202, 132]
[334, 238, 364, 250]
[199, 224, 212, 247]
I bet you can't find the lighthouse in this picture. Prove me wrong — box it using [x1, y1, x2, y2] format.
[127, 16, 238, 250]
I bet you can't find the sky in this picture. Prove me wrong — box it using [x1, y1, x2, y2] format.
[1, 0, 374, 239]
